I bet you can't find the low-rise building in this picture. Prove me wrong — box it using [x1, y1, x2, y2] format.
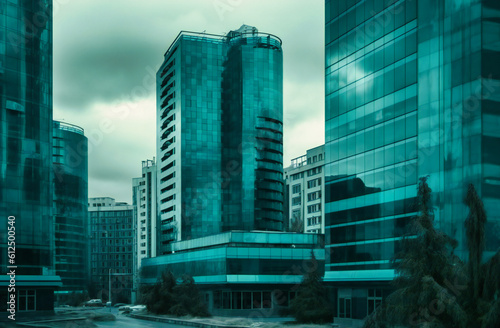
[140, 231, 324, 316]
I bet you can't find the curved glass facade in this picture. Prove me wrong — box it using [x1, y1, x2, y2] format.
[156, 26, 283, 253]
[0, 0, 53, 275]
[52, 121, 88, 291]
[222, 30, 284, 232]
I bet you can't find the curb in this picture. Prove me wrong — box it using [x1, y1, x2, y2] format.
[129, 313, 250, 328]
[16, 317, 88, 327]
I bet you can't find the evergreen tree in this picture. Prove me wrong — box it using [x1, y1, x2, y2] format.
[289, 250, 331, 323]
[170, 275, 210, 317]
[364, 177, 466, 328]
[142, 270, 176, 314]
[463, 184, 499, 328]
[364, 179, 500, 328]
[141, 270, 210, 317]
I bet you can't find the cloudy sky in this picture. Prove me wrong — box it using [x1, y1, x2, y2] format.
[53, 0, 325, 203]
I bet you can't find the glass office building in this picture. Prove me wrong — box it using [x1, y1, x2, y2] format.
[156, 25, 284, 253]
[325, 0, 500, 323]
[417, 0, 500, 261]
[325, 0, 418, 274]
[0, 0, 62, 315]
[221, 27, 284, 232]
[53, 121, 88, 293]
[141, 231, 324, 316]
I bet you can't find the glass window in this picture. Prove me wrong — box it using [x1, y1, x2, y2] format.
[252, 292, 262, 309]
[18, 290, 36, 311]
[232, 292, 241, 309]
[338, 297, 352, 318]
[368, 289, 383, 314]
[263, 291, 272, 309]
[243, 292, 252, 309]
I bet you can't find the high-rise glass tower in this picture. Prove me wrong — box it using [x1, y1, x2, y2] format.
[52, 121, 88, 293]
[0, 0, 61, 313]
[417, 0, 500, 261]
[325, 0, 418, 277]
[325, 0, 500, 322]
[156, 26, 283, 253]
[1, 0, 53, 274]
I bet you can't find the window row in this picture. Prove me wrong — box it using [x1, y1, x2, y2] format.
[326, 138, 418, 178]
[327, 59, 417, 115]
[307, 203, 321, 214]
[329, 216, 411, 244]
[329, 239, 403, 263]
[307, 191, 321, 202]
[307, 178, 322, 189]
[307, 216, 321, 226]
[307, 153, 323, 164]
[326, 84, 417, 138]
[213, 291, 274, 310]
[307, 166, 322, 177]
[328, 113, 417, 161]
[325, 197, 416, 226]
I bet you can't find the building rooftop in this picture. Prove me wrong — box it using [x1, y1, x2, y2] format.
[163, 230, 324, 254]
[163, 27, 282, 57]
[53, 120, 84, 136]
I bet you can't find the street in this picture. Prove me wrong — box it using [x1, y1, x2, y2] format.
[93, 308, 188, 328]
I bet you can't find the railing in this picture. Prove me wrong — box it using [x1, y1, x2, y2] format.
[53, 120, 84, 135]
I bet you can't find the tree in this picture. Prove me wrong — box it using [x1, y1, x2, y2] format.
[364, 179, 500, 328]
[289, 217, 304, 233]
[142, 270, 176, 314]
[288, 251, 331, 323]
[141, 270, 210, 317]
[364, 177, 466, 328]
[463, 184, 500, 328]
[169, 275, 210, 317]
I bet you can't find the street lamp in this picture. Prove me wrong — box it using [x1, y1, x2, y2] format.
[108, 268, 112, 305]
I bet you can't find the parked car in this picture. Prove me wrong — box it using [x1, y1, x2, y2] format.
[118, 305, 131, 312]
[129, 305, 146, 312]
[113, 303, 128, 308]
[84, 299, 104, 307]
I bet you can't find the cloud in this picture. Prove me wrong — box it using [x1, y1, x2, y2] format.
[54, 0, 325, 202]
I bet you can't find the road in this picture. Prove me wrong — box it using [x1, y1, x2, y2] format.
[93, 308, 187, 328]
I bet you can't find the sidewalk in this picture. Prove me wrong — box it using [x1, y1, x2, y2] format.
[129, 312, 331, 328]
[129, 313, 250, 328]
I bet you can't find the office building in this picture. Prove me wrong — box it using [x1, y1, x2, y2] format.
[156, 25, 284, 253]
[132, 158, 157, 301]
[52, 121, 88, 295]
[141, 231, 324, 316]
[325, 0, 500, 325]
[88, 198, 134, 303]
[284, 145, 325, 233]
[142, 25, 311, 316]
[0, 1, 62, 315]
